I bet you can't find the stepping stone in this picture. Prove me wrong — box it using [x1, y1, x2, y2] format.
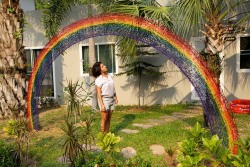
[121, 147, 137, 158]
[149, 144, 166, 155]
[120, 129, 139, 134]
[147, 119, 166, 125]
[171, 113, 190, 119]
[160, 115, 178, 122]
[132, 123, 153, 129]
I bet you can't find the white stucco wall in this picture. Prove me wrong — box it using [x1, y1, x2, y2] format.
[23, 5, 250, 105]
[223, 28, 250, 101]
[20, 0, 35, 11]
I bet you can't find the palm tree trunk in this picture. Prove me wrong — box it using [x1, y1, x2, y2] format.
[138, 67, 141, 107]
[203, 35, 222, 127]
[0, 0, 27, 118]
[88, 2, 96, 67]
[88, 3, 97, 111]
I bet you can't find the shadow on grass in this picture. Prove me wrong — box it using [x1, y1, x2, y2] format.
[112, 114, 136, 134]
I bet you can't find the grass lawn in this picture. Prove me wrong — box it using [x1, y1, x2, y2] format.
[0, 104, 249, 166]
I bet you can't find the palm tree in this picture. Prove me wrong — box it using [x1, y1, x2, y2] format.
[105, 0, 172, 65]
[171, 0, 250, 86]
[0, 0, 27, 118]
[171, 0, 250, 126]
[36, 0, 99, 109]
[37, 0, 97, 66]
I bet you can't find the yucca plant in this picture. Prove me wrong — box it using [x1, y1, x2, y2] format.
[80, 112, 96, 151]
[63, 79, 93, 123]
[61, 119, 85, 167]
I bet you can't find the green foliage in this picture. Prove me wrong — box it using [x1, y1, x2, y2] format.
[171, 0, 250, 39]
[166, 146, 175, 158]
[125, 155, 152, 167]
[187, 122, 208, 146]
[38, 0, 80, 38]
[3, 117, 31, 165]
[0, 141, 20, 167]
[96, 132, 120, 153]
[63, 79, 93, 122]
[39, 95, 60, 108]
[117, 61, 164, 77]
[7, 7, 15, 13]
[80, 112, 96, 151]
[61, 119, 84, 166]
[232, 137, 250, 167]
[105, 0, 172, 27]
[96, 132, 121, 165]
[13, 28, 23, 39]
[177, 122, 250, 167]
[76, 151, 105, 167]
[202, 135, 231, 166]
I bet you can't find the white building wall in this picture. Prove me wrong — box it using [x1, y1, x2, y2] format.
[23, 5, 250, 105]
[20, 0, 35, 11]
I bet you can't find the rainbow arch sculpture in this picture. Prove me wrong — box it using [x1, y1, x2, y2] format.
[27, 14, 238, 152]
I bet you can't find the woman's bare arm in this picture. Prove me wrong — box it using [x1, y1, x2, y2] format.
[96, 86, 105, 111]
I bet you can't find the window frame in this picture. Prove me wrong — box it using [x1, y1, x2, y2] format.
[24, 46, 57, 98]
[236, 34, 250, 73]
[79, 42, 118, 77]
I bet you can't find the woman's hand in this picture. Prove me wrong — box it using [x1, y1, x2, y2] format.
[101, 104, 106, 112]
[114, 97, 118, 104]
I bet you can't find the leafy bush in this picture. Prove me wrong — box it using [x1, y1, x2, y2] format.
[96, 132, 121, 165]
[176, 122, 250, 167]
[0, 141, 20, 167]
[3, 117, 30, 164]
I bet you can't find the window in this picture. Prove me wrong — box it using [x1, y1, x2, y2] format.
[80, 43, 117, 75]
[237, 35, 250, 72]
[25, 48, 55, 97]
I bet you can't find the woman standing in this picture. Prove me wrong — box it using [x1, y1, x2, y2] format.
[92, 62, 118, 133]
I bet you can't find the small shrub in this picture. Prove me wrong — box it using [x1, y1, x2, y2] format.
[0, 141, 20, 167]
[96, 132, 121, 166]
[3, 117, 30, 165]
[176, 122, 250, 167]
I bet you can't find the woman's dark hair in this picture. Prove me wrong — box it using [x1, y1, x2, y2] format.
[91, 62, 102, 78]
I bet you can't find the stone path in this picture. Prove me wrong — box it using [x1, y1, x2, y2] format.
[120, 106, 202, 135]
[58, 106, 203, 163]
[117, 106, 202, 156]
[121, 147, 137, 158]
[150, 144, 166, 155]
[120, 129, 140, 134]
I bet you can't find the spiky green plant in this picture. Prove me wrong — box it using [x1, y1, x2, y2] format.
[61, 120, 84, 166]
[63, 79, 93, 123]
